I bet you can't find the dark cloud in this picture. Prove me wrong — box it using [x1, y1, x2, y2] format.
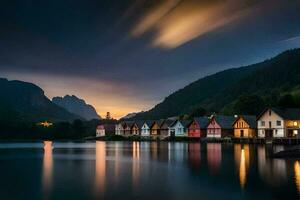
[0, 0, 300, 118]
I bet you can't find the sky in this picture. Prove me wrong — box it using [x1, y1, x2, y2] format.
[0, 0, 300, 119]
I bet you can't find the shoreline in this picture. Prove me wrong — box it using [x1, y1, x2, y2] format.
[1, 135, 300, 145]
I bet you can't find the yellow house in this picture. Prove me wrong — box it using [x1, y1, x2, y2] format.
[150, 121, 160, 135]
[233, 115, 257, 138]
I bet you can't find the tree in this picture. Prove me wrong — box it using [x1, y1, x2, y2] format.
[232, 94, 265, 115]
[188, 107, 207, 118]
[72, 119, 86, 138]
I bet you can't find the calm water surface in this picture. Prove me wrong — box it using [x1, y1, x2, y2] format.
[0, 141, 299, 200]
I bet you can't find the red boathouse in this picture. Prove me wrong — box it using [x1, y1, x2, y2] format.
[187, 117, 209, 138]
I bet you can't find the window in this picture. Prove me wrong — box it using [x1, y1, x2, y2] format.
[269, 121, 272, 128]
[269, 110, 272, 116]
[261, 121, 265, 126]
[294, 121, 298, 126]
[277, 121, 281, 126]
[293, 130, 298, 136]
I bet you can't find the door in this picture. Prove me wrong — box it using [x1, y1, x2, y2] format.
[240, 130, 244, 138]
[170, 130, 175, 138]
[265, 129, 273, 138]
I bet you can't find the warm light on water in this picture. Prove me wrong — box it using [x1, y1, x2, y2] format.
[239, 149, 246, 189]
[95, 141, 106, 198]
[0, 142, 299, 199]
[294, 161, 300, 195]
[42, 141, 53, 199]
[132, 142, 140, 191]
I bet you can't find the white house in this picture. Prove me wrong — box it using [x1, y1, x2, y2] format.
[168, 120, 189, 137]
[140, 121, 153, 136]
[257, 108, 300, 138]
[96, 125, 105, 137]
[115, 123, 124, 135]
[96, 124, 115, 137]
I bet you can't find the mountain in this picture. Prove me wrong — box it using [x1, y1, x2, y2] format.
[0, 78, 81, 122]
[52, 95, 100, 120]
[120, 112, 138, 120]
[133, 48, 300, 119]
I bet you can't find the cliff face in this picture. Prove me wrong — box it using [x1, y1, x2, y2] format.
[52, 95, 101, 120]
[0, 78, 81, 122]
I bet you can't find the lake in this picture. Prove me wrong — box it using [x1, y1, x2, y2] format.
[0, 141, 299, 200]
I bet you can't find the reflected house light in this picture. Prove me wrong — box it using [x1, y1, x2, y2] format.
[188, 143, 201, 170]
[42, 141, 53, 198]
[114, 143, 120, 183]
[207, 143, 222, 174]
[132, 142, 140, 191]
[95, 141, 106, 198]
[239, 149, 246, 189]
[234, 144, 250, 189]
[294, 161, 300, 195]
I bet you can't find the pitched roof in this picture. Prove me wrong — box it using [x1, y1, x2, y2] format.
[170, 119, 191, 128]
[214, 115, 236, 129]
[271, 108, 300, 120]
[233, 115, 257, 128]
[181, 120, 191, 127]
[134, 120, 145, 129]
[258, 108, 300, 120]
[157, 119, 165, 127]
[194, 117, 210, 128]
[160, 119, 175, 128]
[122, 121, 134, 128]
[144, 120, 155, 127]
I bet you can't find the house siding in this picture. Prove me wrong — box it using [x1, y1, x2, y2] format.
[233, 118, 257, 138]
[188, 121, 201, 138]
[141, 123, 150, 136]
[168, 121, 187, 136]
[257, 109, 285, 138]
[207, 118, 222, 138]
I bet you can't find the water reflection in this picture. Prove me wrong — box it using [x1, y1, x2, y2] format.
[3, 142, 300, 199]
[207, 143, 222, 174]
[188, 143, 201, 170]
[168, 143, 188, 164]
[42, 141, 53, 199]
[257, 146, 287, 186]
[234, 144, 250, 189]
[95, 141, 106, 198]
[294, 161, 300, 195]
[132, 142, 140, 191]
[114, 142, 120, 183]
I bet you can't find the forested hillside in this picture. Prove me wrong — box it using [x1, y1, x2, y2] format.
[133, 49, 300, 119]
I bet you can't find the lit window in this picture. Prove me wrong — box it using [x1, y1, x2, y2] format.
[294, 121, 298, 126]
[293, 130, 298, 135]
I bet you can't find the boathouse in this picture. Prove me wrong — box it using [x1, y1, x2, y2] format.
[187, 117, 209, 138]
[206, 115, 236, 138]
[233, 115, 257, 138]
[168, 120, 190, 137]
[257, 108, 300, 138]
